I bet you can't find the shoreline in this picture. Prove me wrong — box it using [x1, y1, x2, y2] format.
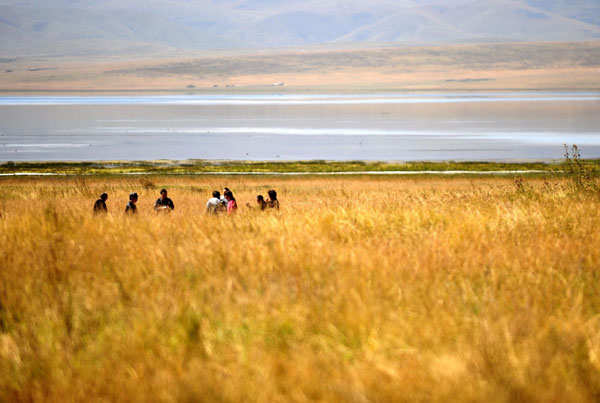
[1, 160, 596, 176]
[2, 88, 600, 96]
[0, 169, 555, 177]
[1, 91, 598, 104]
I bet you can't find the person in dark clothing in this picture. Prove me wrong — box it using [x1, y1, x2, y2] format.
[93, 192, 108, 214]
[125, 192, 138, 214]
[247, 195, 266, 210]
[266, 189, 280, 210]
[154, 189, 174, 212]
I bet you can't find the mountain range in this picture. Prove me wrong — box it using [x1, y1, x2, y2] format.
[1, 0, 599, 57]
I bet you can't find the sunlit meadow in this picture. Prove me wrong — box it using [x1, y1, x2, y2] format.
[1, 175, 599, 402]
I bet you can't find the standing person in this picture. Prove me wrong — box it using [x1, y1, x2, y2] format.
[206, 191, 226, 214]
[224, 189, 238, 215]
[125, 192, 138, 214]
[266, 189, 280, 210]
[154, 188, 174, 212]
[93, 192, 108, 214]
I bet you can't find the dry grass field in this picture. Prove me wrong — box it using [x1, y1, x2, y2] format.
[1, 174, 600, 402]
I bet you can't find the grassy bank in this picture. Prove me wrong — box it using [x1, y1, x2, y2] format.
[0, 174, 599, 401]
[2, 159, 600, 176]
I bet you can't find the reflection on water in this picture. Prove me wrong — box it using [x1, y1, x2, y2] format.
[0, 93, 599, 161]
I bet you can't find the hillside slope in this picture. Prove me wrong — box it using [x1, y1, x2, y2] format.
[0, 0, 599, 56]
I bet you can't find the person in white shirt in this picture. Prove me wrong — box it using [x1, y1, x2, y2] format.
[220, 187, 230, 205]
[206, 190, 227, 214]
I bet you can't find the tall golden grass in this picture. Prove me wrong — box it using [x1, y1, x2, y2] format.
[1, 175, 599, 402]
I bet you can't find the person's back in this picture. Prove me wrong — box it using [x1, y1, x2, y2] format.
[94, 193, 108, 214]
[206, 191, 226, 214]
[94, 198, 107, 213]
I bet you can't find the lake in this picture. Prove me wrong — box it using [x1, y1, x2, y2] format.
[0, 92, 599, 161]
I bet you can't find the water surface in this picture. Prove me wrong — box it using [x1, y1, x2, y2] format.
[1, 93, 598, 161]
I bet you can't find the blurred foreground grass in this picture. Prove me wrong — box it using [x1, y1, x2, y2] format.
[0, 175, 599, 402]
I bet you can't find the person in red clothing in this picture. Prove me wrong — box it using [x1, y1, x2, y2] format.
[224, 189, 238, 215]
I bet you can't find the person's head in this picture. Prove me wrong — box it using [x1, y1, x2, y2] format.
[129, 192, 138, 203]
[212, 190, 220, 199]
[224, 190, 234, 201]
[268, 189, 277, 200]
[257, 195, 264, 204]
[160, 189, 167, 199]
[223, 187, 230, 193]
[100, 192, 108, 201]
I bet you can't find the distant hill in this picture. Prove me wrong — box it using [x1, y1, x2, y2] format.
[1, 0, 599, 57]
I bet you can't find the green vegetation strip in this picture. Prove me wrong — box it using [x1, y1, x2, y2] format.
[1, 160, 600, 176]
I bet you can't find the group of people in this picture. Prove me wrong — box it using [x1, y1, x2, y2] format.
[93, 187, 279, 215]
[206, 188, 279, 214]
